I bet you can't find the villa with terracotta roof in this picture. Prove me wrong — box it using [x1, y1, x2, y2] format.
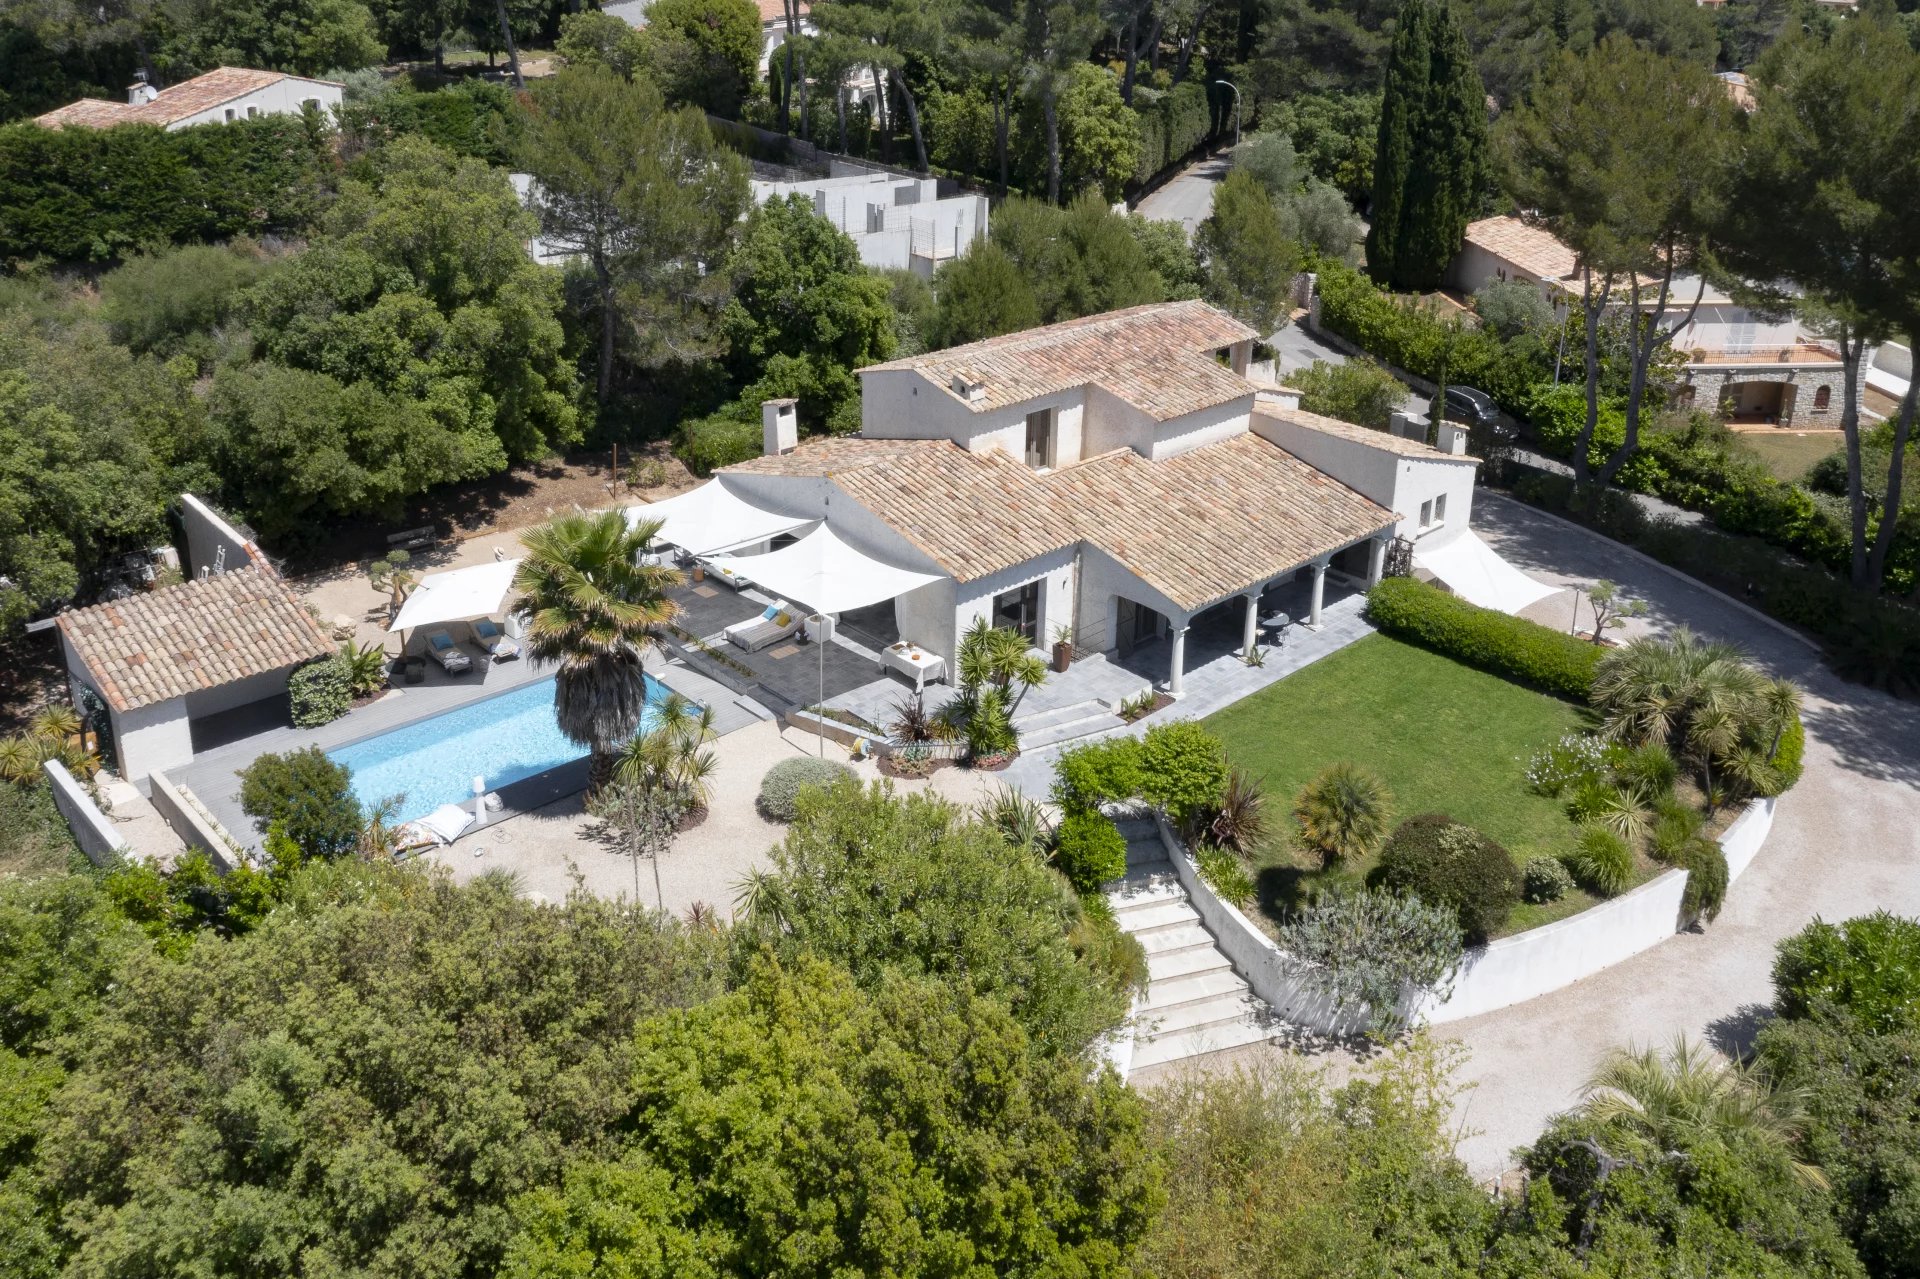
[653, 301, 1494, 696]
[1448, 215, 1861, 427]
[35, 67, 342, 132]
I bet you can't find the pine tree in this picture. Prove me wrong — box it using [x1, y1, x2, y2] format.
[1364, 0, 1487, 291]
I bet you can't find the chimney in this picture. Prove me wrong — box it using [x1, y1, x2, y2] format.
[761, 398, 798, 456]
[1435, 421, 1471, 456]
[127, 72, 158, 106]
[950, 372, 986, 404]
[1389, 410, 1429, 443]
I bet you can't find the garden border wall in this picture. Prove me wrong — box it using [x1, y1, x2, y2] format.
[1157, 797, 1775, 1034]
[43, 760, 128, 866]
[148, 768, 240, 871]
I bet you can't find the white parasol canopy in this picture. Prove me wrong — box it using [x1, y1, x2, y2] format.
[388, 558, 522, 633]
[1412, 530, 1557, 615]
[702, 523, 944, 616]
[625, 479, 815, 557]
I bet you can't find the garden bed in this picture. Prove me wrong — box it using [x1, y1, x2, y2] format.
[1201, 633, 1670, 938]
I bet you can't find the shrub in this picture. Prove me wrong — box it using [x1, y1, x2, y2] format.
[756, 757, 856, 822]
[237, 747, 361, 860]
[1617, 742, 1679, 797]
[1774, 912, 1920, 1032]
[1292, 762, 1392, 867]
[978, 786, 1053, 855]
[1052, 810, 1129, 892]
[1194, 843, 1255, 909]
[1677, 837, 1729, 923]
[1137, 721, 1229, 826]
[1564, 775, 1617, 826]
[1522, 855, 1574, 904]
[1365, 577, 1602, 699]
[1649, 796, 1705, 864]
[1765, 711, 1806, 795]
[1371, 814, 1519, 944]
[1568, 825, 1634, 897]
[1204, 768, 1268, 855]
[288, 657, 354, 728]
[677, 411, 761, 475]
[1276, 888, 1463, 1031]
[1051, 737, 1145, 814]
[1525, 732, 1612, 796]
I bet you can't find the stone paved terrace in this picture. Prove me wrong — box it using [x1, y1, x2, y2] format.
[168, 652, 771, 854]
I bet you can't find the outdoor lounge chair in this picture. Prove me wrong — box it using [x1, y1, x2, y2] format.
[470, 618, 521, 662]
[394, 803, 475, 857]
[425, 630, 473, 674]
[725, 600, 802, 653]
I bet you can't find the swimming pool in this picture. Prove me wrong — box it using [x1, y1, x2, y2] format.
[329, 674, 677, 823]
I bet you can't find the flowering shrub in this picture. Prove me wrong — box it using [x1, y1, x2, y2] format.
[1524, 733, 1612, 797]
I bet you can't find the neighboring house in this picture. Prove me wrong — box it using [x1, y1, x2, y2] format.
[661, 301, 1494, 695]
[1449, 215, 1861, 427]
[57, 565, 334, 783]
[34, 66, 342, 131]
[606, 0, 871, 89]
[752, 166, 988, 276]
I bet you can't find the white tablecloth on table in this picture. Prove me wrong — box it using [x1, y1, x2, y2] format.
[882, 645, 947, 693]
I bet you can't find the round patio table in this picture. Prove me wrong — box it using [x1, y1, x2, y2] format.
[1260, 611, 1292, 646]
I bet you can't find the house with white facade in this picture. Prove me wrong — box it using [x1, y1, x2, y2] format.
[752, 166, 989, 277]
[635, 301, 1502, 695]
[35, 67, 342, 131]
[1449, 215, 1861, 427]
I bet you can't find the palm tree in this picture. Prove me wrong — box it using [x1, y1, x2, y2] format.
[956, 617, 1049, 705]
[615, 691, 719, 811]
[1581, 1037, 1825, 1189]
[1292, 762, 1393, 867]
[1762, 678, 1803, 760]
[512, 510, 683, 790]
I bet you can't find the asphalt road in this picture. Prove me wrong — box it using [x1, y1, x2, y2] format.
[1134, 154, 1230, 234]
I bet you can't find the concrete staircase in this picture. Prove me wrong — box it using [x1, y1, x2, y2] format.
[1012, 699, 1127, 751]
[1108, 818, 1277, 1071]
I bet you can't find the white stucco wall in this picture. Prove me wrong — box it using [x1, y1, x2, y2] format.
[1145, 396, 1257, 461]
[857, 368, 1088, 464]
[1075, 544, 1187, 653]
[1251, 415, 1477, 542]
[182, 666, 294, 719]
[1082, 384, 1159, 458]
[953, 550, 1077, 656]
[168, 76, 342, 130]
[179, 493, 259, 580]
[113, 698, 195, 782]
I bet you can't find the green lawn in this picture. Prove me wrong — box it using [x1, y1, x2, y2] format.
[1736, 431, 1839, 484]
[1203, 634, 1612, 936]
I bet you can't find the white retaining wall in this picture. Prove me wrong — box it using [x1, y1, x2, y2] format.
[148, 768, 240, 872]
[42, 760, 128, 866]
[1159, 796, 1776, 1034]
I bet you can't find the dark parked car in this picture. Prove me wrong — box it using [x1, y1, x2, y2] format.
[1443, 385, 1499, 426]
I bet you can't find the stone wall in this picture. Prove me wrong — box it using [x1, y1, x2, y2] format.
[1678, 362, 1856, 427]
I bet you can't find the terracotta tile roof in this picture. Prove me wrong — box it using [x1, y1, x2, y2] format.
[35, 67, 337, 130]
[1254, 404, 1481, 462]
[728, 439, 1078, 579]
[757, 0, 808, 22]
[728, 430, 1393, 607]
[861, 300, 1259, 421]
[58, 566, 334, 712]
[1462, 215, 1580, 289]
[1045, 434, 1395, 611]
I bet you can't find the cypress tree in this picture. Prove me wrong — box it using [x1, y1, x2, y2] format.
[1364, 0, 1487, 291]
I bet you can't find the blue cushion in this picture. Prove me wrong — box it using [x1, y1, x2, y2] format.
[762, 604, 780, 620]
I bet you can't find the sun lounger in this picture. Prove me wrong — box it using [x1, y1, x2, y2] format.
[394, 803, 475, 857]
[725, 600, 802, 652]
[701, 559, 754, 590]
[425, 630, 473, 673]
[470, 618, 521, 662]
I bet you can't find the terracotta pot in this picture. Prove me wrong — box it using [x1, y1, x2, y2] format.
[691, 564, 705, 582]
[1052, 640, 1072, 673]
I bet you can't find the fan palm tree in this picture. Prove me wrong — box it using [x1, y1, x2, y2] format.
[512, 510, 683, 790]
[1762, 678, 1803, 760]
[1292, 762, 1393, 867]
[1581, 1037, 1826, 1189]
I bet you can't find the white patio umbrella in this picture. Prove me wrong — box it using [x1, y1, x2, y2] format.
[387, 558, 523, 634]
[624, 479, 815, 557]
[705, 524, 944, 754]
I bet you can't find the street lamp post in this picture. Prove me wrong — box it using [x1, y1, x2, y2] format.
[1213, 79, 1241, 150]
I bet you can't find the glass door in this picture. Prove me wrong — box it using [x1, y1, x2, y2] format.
[992, 580, 1042, 644]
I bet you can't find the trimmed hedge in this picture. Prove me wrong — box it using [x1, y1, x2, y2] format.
[1129, 82, 1213, 188]
[1053, 810, 1129, 892]
[289, 656, 353, 729]
[1366, 577, 1603, 700]
[0, 116, 331, 264]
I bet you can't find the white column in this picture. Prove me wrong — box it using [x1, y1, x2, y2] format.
[1241, 588, 1261, 656]
[1168, 625, 1189, 697]
[1367, 537, 1387, 587]
[1308, 559, 1327, 629]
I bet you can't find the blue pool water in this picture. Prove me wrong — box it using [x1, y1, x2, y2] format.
[329, 674, 675, 823]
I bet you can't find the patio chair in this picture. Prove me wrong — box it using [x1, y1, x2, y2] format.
[470, 617, 521, 662]
[700, 559, 754, 590]
[724, 600, 802, 652]
[425, 630, 473, 674]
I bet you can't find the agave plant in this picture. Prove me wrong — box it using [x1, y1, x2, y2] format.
[0, 734, 47, 785]
[1580, 1036, 1825, 1189]
[30, 705, 81, 743]
[978, 785, 1053, 855]
[1292, 762, 1392, 868]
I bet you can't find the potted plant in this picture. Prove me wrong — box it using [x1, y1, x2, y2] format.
[690, 562, 705, 583]
[1050, 622, 1074, 673]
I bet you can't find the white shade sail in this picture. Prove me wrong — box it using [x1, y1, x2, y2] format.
[703, 523, 944, 616]
[1412, 530, 1558, 615]
[625, 479, 815, 557]
[388, 558, 523, 633]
